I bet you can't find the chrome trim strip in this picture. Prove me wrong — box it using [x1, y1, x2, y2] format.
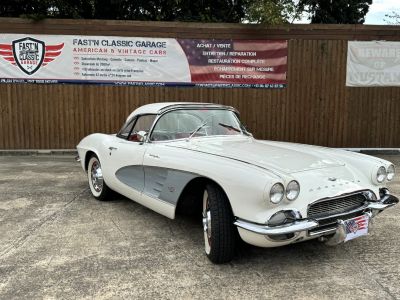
[308, 227, 337, 237]
[158, 104, 238, 115]
[234, 218, 319, 235]
[142, 192, 176, 208]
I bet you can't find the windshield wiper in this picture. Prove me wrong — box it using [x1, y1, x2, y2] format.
[188, 121, 208, 140]
[188, 114, 217, 140]
[218, 123, 241, 133]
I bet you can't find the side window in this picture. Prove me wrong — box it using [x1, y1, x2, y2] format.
[128, 114, 156, 142]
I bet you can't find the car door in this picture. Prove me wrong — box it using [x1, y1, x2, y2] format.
[101, 114, 156, 201]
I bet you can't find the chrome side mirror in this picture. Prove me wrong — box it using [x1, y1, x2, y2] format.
[137, 131, 147, 143]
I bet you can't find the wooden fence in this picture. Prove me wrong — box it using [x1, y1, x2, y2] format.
[0, 18, 399, 149]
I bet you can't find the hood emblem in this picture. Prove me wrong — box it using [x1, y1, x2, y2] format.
[328, 177, 337, 181]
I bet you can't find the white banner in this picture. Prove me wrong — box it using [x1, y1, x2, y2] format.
[0, 34, 190, 86]
[0, 34, 287, 88]
[346, 41, 400, 87]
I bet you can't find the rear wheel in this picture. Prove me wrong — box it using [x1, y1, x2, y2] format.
[202, 184, 236, 263]
[87, 155, 111, 201]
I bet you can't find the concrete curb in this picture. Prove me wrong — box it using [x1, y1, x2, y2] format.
[0, 150, 78, 156]
[0, 148, 399, 156]
[359, 150, 400, 155]
[342, 148, 400, 155]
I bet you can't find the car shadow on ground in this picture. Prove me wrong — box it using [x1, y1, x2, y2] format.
[107, 191, 332, 265]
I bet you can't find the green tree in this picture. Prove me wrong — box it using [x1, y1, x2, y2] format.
[0, 0, 51, 20]
[301, 0, 372, 24]
[246, 0, 304, 24]
[175, 0, 246, 22]
[0, 0, 246, 22]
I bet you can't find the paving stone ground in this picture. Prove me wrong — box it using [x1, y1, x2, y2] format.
[0, 154, 399, 299]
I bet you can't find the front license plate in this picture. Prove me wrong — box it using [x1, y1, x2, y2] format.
[344, 214, 369, 242]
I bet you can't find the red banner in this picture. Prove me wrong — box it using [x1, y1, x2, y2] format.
[177, 39, 287, 88]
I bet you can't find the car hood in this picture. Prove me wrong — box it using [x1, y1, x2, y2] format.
[168, 137, 346, 174]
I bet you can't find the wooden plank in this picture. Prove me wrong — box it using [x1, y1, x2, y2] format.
[0, 19, 400, 148]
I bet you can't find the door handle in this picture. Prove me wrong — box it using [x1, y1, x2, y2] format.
[108, 146, 118, 151]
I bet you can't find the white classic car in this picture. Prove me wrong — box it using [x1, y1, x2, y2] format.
[77, 102, 398, 263]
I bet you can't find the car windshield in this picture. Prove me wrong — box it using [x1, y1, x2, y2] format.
[150, 109, 244, 141]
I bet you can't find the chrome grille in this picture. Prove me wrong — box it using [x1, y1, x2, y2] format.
[308, 193, 367, 219]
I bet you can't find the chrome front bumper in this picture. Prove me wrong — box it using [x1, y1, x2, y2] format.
[234, 193, 399, 237]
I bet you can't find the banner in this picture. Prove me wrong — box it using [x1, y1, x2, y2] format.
[346, 41, 400, 87]
[0, 34, 287, 88]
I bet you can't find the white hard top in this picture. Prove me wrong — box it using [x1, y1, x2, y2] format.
[125, 102, 234, 122]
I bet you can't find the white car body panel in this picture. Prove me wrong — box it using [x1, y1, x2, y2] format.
[77, 102, 397, 249]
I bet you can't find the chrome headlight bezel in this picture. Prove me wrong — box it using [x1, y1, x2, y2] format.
[376, 166, 387, 183]
[286, 180, 300, 201]
[387, 164, 395, 181]
[270, 183, 285, 204]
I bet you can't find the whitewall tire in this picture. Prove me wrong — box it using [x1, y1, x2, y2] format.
[202, 184, 236, 264]
[87, 155, 111, 201]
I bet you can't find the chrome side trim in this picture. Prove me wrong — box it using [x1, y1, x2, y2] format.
[234, 218, 319, 235]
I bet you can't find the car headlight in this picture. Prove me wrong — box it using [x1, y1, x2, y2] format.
[387, 164, 395, 181]
[270, 183, 285, 204]
[376, 166, 387, 183]
[286, 180, 300, 201]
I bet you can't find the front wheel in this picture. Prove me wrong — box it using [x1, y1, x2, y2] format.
[87, 155, 112, 201]
[202, 184, 236, 263]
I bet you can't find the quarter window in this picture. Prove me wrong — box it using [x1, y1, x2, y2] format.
[118, 118, 135, 139]
[128, 114, 156, 142]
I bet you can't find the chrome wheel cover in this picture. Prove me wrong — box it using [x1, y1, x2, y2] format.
[202, 190, 211, 254]
[90, 160, 103, 193]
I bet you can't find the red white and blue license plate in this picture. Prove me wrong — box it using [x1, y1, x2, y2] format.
[344, 214, 369, 242]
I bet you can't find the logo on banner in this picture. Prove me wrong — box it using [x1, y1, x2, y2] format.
[0, 37, 64, 75]
[351, 45, 400, 70]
